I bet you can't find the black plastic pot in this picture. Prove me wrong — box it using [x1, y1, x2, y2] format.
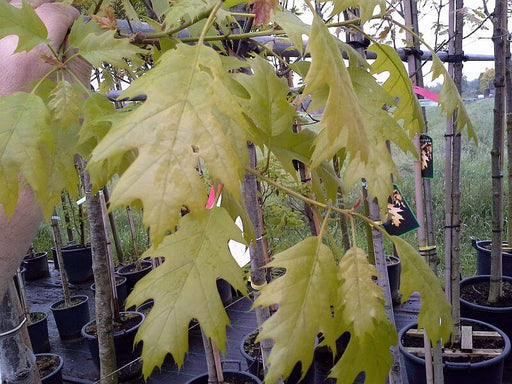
[399, 318, 511, 384]
[387, 256, 401, 301]
[117, 260, 152, 292]
[60, 245, 93, 283]
[217, 278, 233, 306]
[51, 243, 82, 270]
[185, 369, 262, 384]
[460, 275, 512, 339]
[81, 311, 144, 371]
[472, 238, 512, 276]
[240, 332, 313, 383]
[136, 299, 154, 317]
[28, 312, 50, 353]
[36, 353, 63, 384]
[50, 295, 90, 340]
[91, 276, 128, 309]
[23, 252, 49, 281]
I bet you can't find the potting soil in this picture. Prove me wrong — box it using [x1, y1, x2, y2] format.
[36, 354, 60, 378]
[461, 281, 512, 307]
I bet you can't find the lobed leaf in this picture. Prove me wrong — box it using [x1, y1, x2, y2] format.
[126, 208, 247, 378]
[68, 18, 145, 68]
[431, 54, 477, 143]
[0, 92, 51, 215]
[0, 0, 48, 52]
[235, 55, 296, 146]
[48, 80, 84, 129]
[332, 247, 396, 384]
[89, 44, 250, 244]
[304, 15, 367, 169]
[368, 43, 425, 138]
[274, 9, 310, 54]
[392, 236, 453, 344]
[328, 0, 385, 23]
[254, 237, 338, 383]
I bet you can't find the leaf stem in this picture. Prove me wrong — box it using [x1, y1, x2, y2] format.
[145, 7, 215, 39]
[318, 207, 331, 238]
[198, 0, 224, 47]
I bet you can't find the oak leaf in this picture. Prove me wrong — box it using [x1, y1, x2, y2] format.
[126, 208, 247, 378]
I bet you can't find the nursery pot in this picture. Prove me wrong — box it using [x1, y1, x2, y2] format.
[217, 278, 233, 306]
[185, 369, 262, 384]
[27, 312, 50, 354]
[36, 353, 63, 384]
[117, 260, 152, 292]
[51, 243, 81, 270]
[91, 276, 128, 309]
[60, 244, 93, 283]
[387, 256, 401, 301]
[81, 311, 144, 372]
[50, 295, 90, 340]
[460, 275, 512, 339]
[23, 252, 49, 281]
[136, 299, 154, 318]
[398, 318, 511, 384]
[472, 238, 512, 276]
[240, 331, 313, 383]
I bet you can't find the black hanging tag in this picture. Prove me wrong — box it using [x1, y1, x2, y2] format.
[420, 134, 433, 179]
[383, 185, 420, 236]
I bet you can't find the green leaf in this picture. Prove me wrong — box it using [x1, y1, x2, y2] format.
[332, 247, 396, 384]
[431, 54, 477, 143]
[89, 44, 250, 244]
[41, 122, 80, 216]
[0, 0, 48, 52]
[68, 18, 145, 68]
[329, 0, 385, 23]
[126, 207, 247, 378]
[274, 9, 310, 54]
[392, 236, 453, 343]
[163, 0, 213, 27]
[254, 237, 338, 383]
[269, 129, 341, 203]
[235, 55, 296, 145]
[304, 15, 367, 169]
[369, 43, 425, 137]
[120, 0, 140, 21]
[0, 92, 51, 215]
[48, 80, 84, 129]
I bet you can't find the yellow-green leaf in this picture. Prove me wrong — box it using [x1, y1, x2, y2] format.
[332, 247, 396, 384]
[0, 0, 48, 52]
[392, 236, 453, 343]
[163, 0, 214, 28]
[431, 54, 477, 143]
[254, 237, 338, 384]
[120, 0, 140, 21]
[235, 55, 296, 145]
[328, 0, 385, 23]
[369, 43, 425, 137]
[304, 15, 367, 169]
[126, 208, 247, 378]
[48, 80, 84, 129]
[89, 44, 250, 244]
[68, 18, 145, 68]
[274, 9, 310, 54]
[0, 92, 50, 215]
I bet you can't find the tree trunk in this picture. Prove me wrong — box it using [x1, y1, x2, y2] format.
[506, 18, 512, 248]
[103, 187, 124, 264]
[79, 159, 118, 384]
[60, 191, 74, 244]
[244, 142, 274, 376]
[0, 282, 40, 384]
[489, 0, 507, 303]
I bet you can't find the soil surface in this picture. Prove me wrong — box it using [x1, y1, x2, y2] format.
[24, 252, 45, 260]
[28, 312, 45, 324]
[460, 280, 512, 307]
[54, 297, 85, 310]
[243, 329, 261, 360]
[85, 312, 142, 336]
[120, 261, 151, 273]
[36, 355, 60, 378]
[402, 320, 505, 363]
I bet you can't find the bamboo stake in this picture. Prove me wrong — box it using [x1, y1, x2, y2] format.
[15, 269, 29, 320]
[488, 0, 507, 303]
[60, 191, 74, 244]
[50, 209, 72, 307]
[102, 187, 124, 263]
